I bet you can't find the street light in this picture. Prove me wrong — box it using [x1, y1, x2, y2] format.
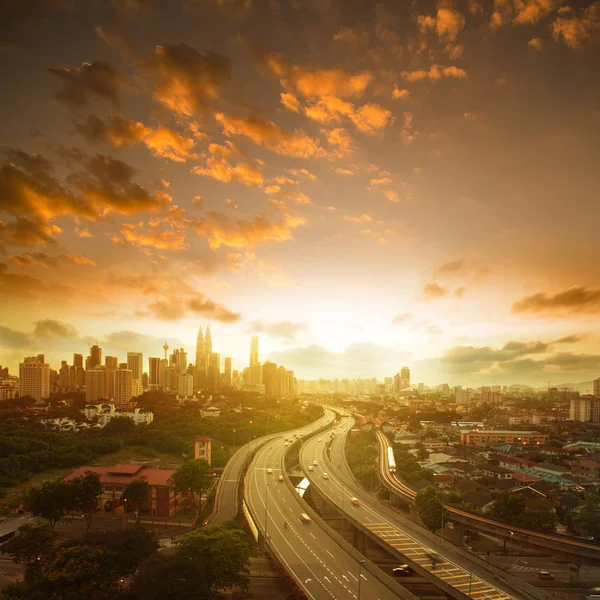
[264, 483, 270, 548]
[249, 420, 253, 442]
[357, 560, 366, 600]
[233, 428, 236, 447]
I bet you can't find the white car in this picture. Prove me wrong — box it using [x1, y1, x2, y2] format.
[308, 465, 313, 471]
[313, 460, 318, 466]
[323, 473, 329, 480]
[267, 468, 272, 474]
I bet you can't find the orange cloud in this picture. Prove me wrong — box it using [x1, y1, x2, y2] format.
[334, 168, 354, 176]
[288, 168, 316, 180]
[343, 213, 373, 224]
[322, 128, 354, 158]
[552, 2, 600, 48]
[193, 212, 306, 249]
[8, 252, 95, 268]
[491, 0, 559, 28]
[383, 190, 400, 202]
[424, 281, 448, 299]
[528, 37, 543, 49]
[215, 113, 322, 158]
[192, 142, 264, 186]
[118, 222, 188, 250]
[75, 113, 197, 162]
[146, 43, 231, 116]
[392, 87, 410, 99]
[418, 8, 466, 42]
[401, 64, 468, 81]
[265, 53, 372, 98]
[512, 287, 600, 315]
[281, 92, 301, 112]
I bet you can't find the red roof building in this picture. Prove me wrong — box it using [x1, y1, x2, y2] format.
[66, 464, 179, 518]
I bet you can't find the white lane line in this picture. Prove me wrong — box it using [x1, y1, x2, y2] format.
[310, 532, 316, 539]
[348, 571, 357, 581]
[326, 549, 335, 558]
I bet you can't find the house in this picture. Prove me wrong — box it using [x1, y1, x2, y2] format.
[511, 471, 542, 485]
[194, 437, 212, 465]
[84, 404, 154, 426]
[434, 473, 453, 487]
[381, 421, 394, 433]
[199, 406, 221, 418]
[461, 489, 495, 513]
[394, 433, 418, 447]
[481, 465, 513, 480]
[572, 459, 600, 480]
[423, 438, 447, 450]
[488, 454, 534, 470]
[65, 464, 179, 517]
[461, 430, 549, 447]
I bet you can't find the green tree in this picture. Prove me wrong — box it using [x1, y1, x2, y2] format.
[492, 492, 526, 523]
[416, 487, 444, 532]
[69, 471, 101, 530]
[170, 459, 213, 516]
[121, 480, 150, 524]
[575, 493, 600, 538]
[1, 523, 57, 565]
[24, 478, 72, 529]
[130, 525, 251, 600]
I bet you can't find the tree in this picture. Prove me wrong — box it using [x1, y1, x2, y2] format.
[1, 524, 57, 565]
[130, 525, 251, 600]
[69, 471, 101, 530]
[575, 493, 600, 538]
[416, 487, 444, 532]
[170, 459, 213, 516]
[121, 480, 150, 524]
[24, 478, 72, 529]
[525, 498, 557, 532]
[493, 492, 526, 524]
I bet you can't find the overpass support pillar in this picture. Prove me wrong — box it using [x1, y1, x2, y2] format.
[409, 503, 418, 520]
[353, 529, 368, 555]
[389, 491, 398, 507]
[569, 564, 581, 583]
[454, 522, 466, 546]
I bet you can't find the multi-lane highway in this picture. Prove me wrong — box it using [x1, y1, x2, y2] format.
[300, 415, 553, 600]
[245, 410, 416, 600]
[207, 413, 333, 524]
[374, 430, 600, 566]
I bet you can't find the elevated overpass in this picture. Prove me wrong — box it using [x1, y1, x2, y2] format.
[301, 415, 557, 600]
[375, 430, 600, 567]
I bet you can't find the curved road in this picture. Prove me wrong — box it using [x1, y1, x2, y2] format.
[300, 415, 553, 600]
[246, 410, 414, 600]
[208, 412, 332, 524]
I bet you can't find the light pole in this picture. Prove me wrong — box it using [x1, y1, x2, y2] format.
[249, 420, 253, 442]
[440, 490, 444, 536]
[264, 483, 270, 549]
[468, 572, 473, 597]
[341, 481, 345, 535]
[357, 560, 366, 600]
[233, 428, 236, 447]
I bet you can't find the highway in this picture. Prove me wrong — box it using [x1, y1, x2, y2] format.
[300, 415, 553, 600]
[246, 410, 416, 600]
[373, 429, 600, 565]
[207, 413, 332, 524]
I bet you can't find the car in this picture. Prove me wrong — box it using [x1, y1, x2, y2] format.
[318, 438, 322, 442]
[323, 472, 329, 480]
[350, 497, 360, 506]
[267, 468, 272, 474]
[284, 442, 288, 447]
[393, 565, 412, 577]
[308, 465, 314, 471]
[299, 513, 312, 524]
[313, 460, 318, 466]
[278, 475, 284, 482]
[538, 571, 554, 580]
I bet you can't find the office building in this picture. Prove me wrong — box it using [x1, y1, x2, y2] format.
[149, 357, 161, 390]
[19, 355, 50, 403]
[194, 437, 212, 465]
[87, 345, 102, 369]
[594, 378, 600, 397]
[262, 361, 278, 396]
[250, 336, 259, 366]
[570, 395, 600, 423]
[105, 356, 118, 399]
[223, 357, 232, 387]
[461, 430, 549, 446]
[400, 366, 410, 389]
[196, 327, 205, 369]
[178, 373, 194, 397]
[127, 352, 143, 381]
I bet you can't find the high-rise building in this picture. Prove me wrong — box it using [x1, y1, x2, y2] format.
[205, 326, 212, 355]
[73, 353, 85, 386]
[178, 373, 194, 397]
[19, 355, 50, 403]
[400, 366, 410, 389]
[250, 336, 259, 366]
[170, 349, 187, 372]
[59, 361, 69, 388]
[86, 367, 107, 403]
[105, 356, 118, 399]
[114, 366, 133, 404]
[149, 357, 161, 389]
[195, 327, 205, 370]
[207, 352, 220, 390]
[223, 357, 232, 387]
[594, 378, 600, 396]
[87, 345, 102, 369]
[127, 352, 143, 381]
[570, 395, 600, 422]
[262, 361, 278, 396]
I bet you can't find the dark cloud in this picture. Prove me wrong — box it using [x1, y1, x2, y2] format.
[74, 113, 146, 147]
[437, 259, 464, 275]
[48, 60, 125, 108]
[146, 43, 232, 116]
[141, 293, 241, 323]
[249, 320, 308, 340]
[554, 334, 587, 344]
[32, 319, 78, 339]
[512, 287, 600, 315]
[183, 0, 252, 20]
[0, 262, 73, 300]
[9, 252, 58, 268]
[0, 218, 60, 247]
[391, 312, 413, 325]
[0, 325, 33, 349]
[269, 343, 410, 378]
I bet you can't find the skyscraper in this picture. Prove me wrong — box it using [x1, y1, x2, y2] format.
[223, 357, 232, 387]
[88, 345, 102, 369]
[400, 366, 410, 389]
[250, 336, 259, 367]
[127, 352, 143, 381]
[20, 355, 50, 403]
[594, 377, 600, 396]
[205, 326, 212, 355]
[86, 367, 106, 403]
[195, 327, 205, 369]
[114, 365, 133, 404]
[149, 357, 161, 389]
[105, 356, 118, 399]
[262, 361, 278, 396]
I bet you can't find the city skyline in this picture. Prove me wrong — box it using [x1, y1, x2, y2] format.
[1, 1, 600, 386]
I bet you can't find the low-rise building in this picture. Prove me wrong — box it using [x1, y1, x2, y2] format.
[481, 464, 513, 480]
[66, 464, 179, 517]
[461, 430, 549, 447]
[84, 404, 153, 426]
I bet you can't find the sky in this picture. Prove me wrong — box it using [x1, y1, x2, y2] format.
[1, 0, 600, 387]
